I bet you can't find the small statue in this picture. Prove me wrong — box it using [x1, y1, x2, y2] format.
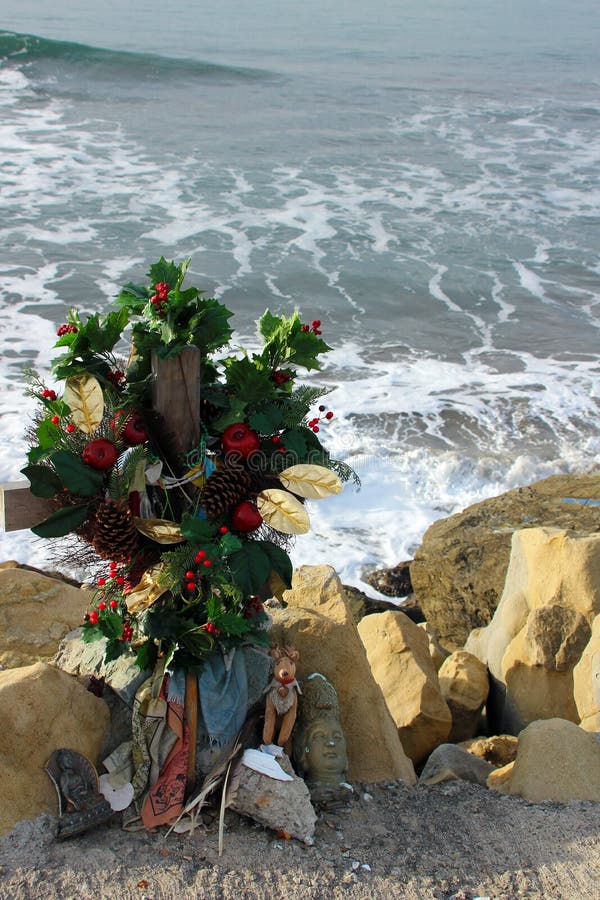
[46, 749, 113, 840]
[262, 645, 301, 756]
[293, 673, 348, 806]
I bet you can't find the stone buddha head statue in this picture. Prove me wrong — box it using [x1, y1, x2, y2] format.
[294, 673, 348, 804]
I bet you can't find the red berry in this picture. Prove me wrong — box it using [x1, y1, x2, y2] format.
[89, 611, 99, 625]
[301, 324, 310, 332]
[272, 435, 280, 443]
[57, 323, 77, 337]
[66, 424, 76, 434]
[109, 599, 118, 610]
[109, 561, 117, 570]
[279, 447, 286, 453]
[219, 526, 229, 534]
[51, 415, 60, 425]
[325, 411, 334, 420]
[203, 559, 212, 568]
[319, 405, 326, 412]
[195, 550, 206, 562]
[97, 577, 106, 587]
[312, 320, 321, 327]
[185, 570, 195, 580]
[186, 582, 196, 592]
[313, 426, 320, 433]
[98, 601, 107, 611]
[116, 576, 125, 585]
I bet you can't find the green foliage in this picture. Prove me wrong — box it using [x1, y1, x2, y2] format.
[51, 449, 104, 496]
[31, 503, 90, 538]
[258, 540, 293, 588]
[227, 543, 271, 595]
[258, 309, 332, 371]
[223, 355, 275, 404]
[21, 463, 62, 498]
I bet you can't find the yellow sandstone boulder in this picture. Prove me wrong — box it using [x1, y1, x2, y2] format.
[0, 662, 110, 835]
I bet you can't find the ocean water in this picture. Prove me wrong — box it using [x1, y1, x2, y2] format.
[1, 1, 599, 590]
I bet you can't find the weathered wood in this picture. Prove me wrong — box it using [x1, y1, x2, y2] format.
[185, 672, 199, 793]
[151, 347, 201, 471]
[0, 481, 55, 532]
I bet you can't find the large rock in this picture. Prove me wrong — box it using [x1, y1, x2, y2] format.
[419, 743, 494, 787]
[55, 628, 149, 708]
[488, 718, 600, 803]
[437, 650, 489, 742]
[410, 473, 600, 647]
[0, 569, 93, 668]
[0, 662, 110, 835]
[358, 611, 452, 764]
[271, 566, 416, 786]
[573, 614, 600, 732]
[466, 527, 600, 733]
[231, 752, 316, 843]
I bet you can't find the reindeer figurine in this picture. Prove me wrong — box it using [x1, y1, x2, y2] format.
[263, 645, 301, 755]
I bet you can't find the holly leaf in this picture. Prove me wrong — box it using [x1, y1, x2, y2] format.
[135, 640, 158, 672]
[102, 612, 124, 640]
[21, 464, 62, 498]
[258, 309, 283, 343]
[50, 450, 104, 497]
[104, 638, 126, 662]
[82, 624, 105, 643]
[211, 397, 248, 432]
[249, 406, 285, 434]
[286, 328, 332, 370]
[219, 532, 243, 555]
[189, 299, 234, 353]
[228, 543, 271, 594]
[32, 503, 90, 538]
[148, 257, 183, 290]
[224, 356, 275, 404]
[180, 516, 218, 544]
[258, 540, 293, 589]
[279, 428, 308, 459]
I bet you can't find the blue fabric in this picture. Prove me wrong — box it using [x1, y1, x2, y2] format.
[198, 649, 248, 747]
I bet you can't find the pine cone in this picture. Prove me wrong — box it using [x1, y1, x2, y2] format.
[92, 498, 139, 563]
[200, 467, 252, 518]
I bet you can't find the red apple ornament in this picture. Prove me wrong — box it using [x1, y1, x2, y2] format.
[232, 501, 263, 532]
[221, 423, 260, 460]
[83, 438, 118, 471]
[110, 409, 148, 445]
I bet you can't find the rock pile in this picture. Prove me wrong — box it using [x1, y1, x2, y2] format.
[2, 470, 600, 838]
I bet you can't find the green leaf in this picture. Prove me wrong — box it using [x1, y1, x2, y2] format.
[219, 532, 243, 556]
[228, 543, 271, 594]
[102, 612, 124, 640]
[31, 503, 90, 538]
[249, 406, 285, 434]
[258, 309, 283, 343]
[21, 464, 62, 498]
[211, 397, 248, 432]
[287, 329, 332, 370]
[104, 638, 127, 662]
[135, 640, 158, 671]
[82, 624, 105, 643]
[259, 540, 293, 589]
[51, 450, 104, 497]
[215, 610, 251, 638]
[224, 355, 275, 404]
[180, 516, 218, 544]
[148, 257, 182, 290]
[279, 428, 308, 458]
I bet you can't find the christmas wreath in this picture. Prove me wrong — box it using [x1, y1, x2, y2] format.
[23, 258, 356, 673]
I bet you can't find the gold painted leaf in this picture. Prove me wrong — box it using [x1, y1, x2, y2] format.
[134, 517, 184, 544]
[63, 374, 104, 434]
[279, 464, 342, 500]
[125, 564, 172, 614]
[257, 489, 310, 535]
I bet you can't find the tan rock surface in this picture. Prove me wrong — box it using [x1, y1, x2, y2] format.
[418, 621, 450, 670]
[0, 662, 110, 835]
[501, 604, 590, 728]
[489, 718, 600, 803]
[271, 565, 416, 785]
[0, 568, 93, 668]
[460, 734, 518, 767]
[438, 650, 489, 741]
[410, 473, 600, 647]
[358, 610, 451, 764]
[573, 614, 600, 732]
[465, 527, 600, 732]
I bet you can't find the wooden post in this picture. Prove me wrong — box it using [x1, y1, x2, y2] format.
[151, 347, 201, 473]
